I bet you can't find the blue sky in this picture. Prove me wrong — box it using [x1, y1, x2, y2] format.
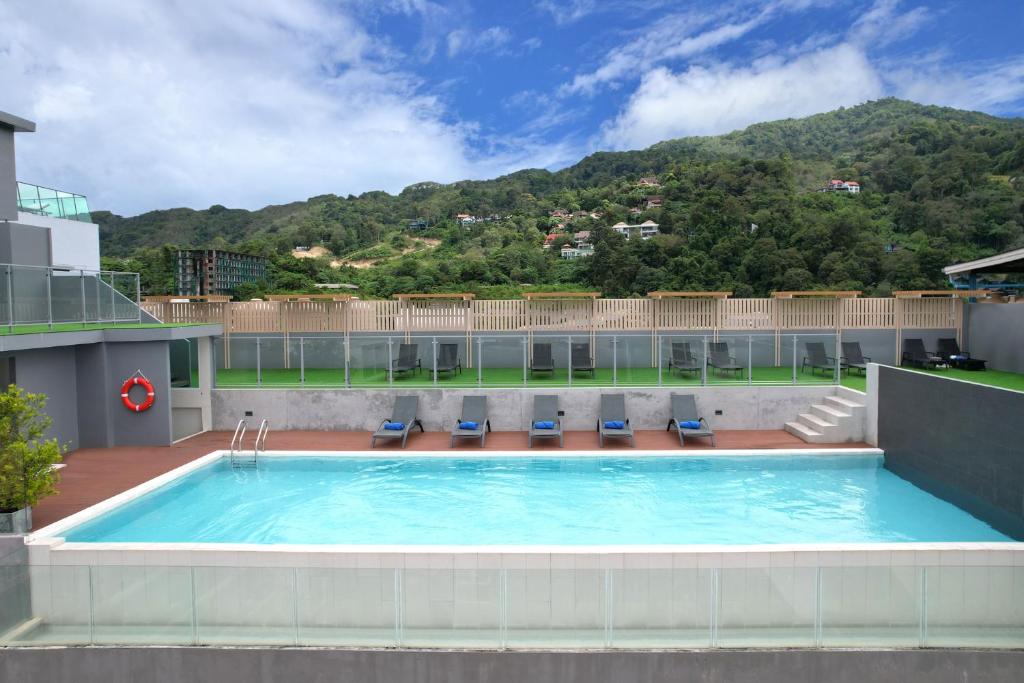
[1, 0, 1023, 214]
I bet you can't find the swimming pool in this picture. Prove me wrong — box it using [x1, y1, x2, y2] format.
[61, 453, 1010, 545]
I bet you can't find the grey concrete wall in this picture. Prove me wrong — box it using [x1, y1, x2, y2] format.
[878, 365, 1024, 539]
[102, 341, 173, 446]
[0, 222, 50, 269]
[0, 127, 15, 221]
[965, 303, 1024, 373]
[74, 343, 110, 448]
[212, 385, 841, 432]
[1, 347, 81, 450]
[1, 647, 1022, 683]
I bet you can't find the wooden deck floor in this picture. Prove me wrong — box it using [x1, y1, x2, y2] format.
[31, 429, 870, 531]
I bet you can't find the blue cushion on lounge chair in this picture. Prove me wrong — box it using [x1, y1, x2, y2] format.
[680, 420, 701, 429]
[603, 420, 625, 430]
[383, 422, 405, 430]
[534, 420, 555, 429]
[458, 420, 478, 430]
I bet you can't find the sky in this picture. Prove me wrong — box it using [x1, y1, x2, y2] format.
[1, 0, 1023, 216]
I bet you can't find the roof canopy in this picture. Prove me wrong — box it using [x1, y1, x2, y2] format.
[266, 294, 353, 301]
[0, 110, 35, 133]
[942, 247, 1024, 276]
[393, 293, 475, 300]
[143, 295, 230, 302]
[893, 290, 988, 298]
[647, 291, 732, 299]
[523, 292, 600, 300]
[772, 291, 861, 298]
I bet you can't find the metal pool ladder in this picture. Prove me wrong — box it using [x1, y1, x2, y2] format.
[229, 418, 268, 468]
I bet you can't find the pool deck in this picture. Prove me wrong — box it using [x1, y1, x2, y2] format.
[32, 429, 870, 531]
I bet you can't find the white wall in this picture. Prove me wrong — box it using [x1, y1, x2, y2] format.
[17, 211, 100, 271]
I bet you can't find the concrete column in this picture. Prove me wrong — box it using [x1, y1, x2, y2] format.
[865, 362, 879, 446]
[197, 336, 213, 432]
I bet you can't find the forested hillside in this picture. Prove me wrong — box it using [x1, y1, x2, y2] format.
[97, 98, 1024, 298]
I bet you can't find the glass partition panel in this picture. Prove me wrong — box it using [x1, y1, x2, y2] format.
[34, 185, 60, 218]
[432, 335, 473, 386]
[169, 339, 196, 387]
[402, 568, 502, 648]
[90, 565, 194, 645]
[216, 336, 260, 387]
[820, 565, 921, 647]
[300, 336, 346, 387]
[791, 333, 839, 385]
[257, 336, 299, 387]
[193, 566, 297, 645]
[296, 568, 397, 647]
[111, 272, 139, 321]
[348, 335, 391, 387]
[10, 265, 49, 325]
[566, 334, 603, 386]
[477, 335, 523, 387]
[615, 334, 655, 387]
[925, 565, 1024, 648]
[717, 566, 817, 647]
[610, 568, 713, 648]
[707, 335, 748, 385]
[0, 266, 10, 326]
[748, 334, 779, 384]
[505, 569, 606, 648]
[659, 334, 706, 386]
[6, 565, 93, 645]
[48, 271, 84, 324]
[391, 336, 432, 388]
[527, 334, 569, 387]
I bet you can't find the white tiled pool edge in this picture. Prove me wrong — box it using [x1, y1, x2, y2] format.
[25, 449, 1024, 570]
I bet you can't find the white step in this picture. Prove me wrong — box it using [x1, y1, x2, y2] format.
[824, 395, 864, 413]
[811, 403, 849, 422]
[798, 412, 835, 430]
[785, 421, 830, 443]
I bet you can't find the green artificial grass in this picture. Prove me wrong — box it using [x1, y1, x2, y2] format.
[0, 322, 199, 336]
[213, 363, 1024, 394]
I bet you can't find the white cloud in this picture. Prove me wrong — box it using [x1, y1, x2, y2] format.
[446, 26, 512, 58]
[0, 0, 534, 215]
[536, 0, 598, 25]
[850, 0, 931, 48]
[601, 43, 885, 149]
[886, 56, 1024, 113]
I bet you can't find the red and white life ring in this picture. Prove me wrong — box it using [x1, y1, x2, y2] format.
[121, 375, 155, 412]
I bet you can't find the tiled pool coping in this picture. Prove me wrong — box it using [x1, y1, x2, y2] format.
[26, 449, 1024, 569]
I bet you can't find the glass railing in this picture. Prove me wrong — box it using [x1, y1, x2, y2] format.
[213, 332, 848, 388]
[0, 263, 141, 332]
[16, 181, 92, 223]
[1, 562, 1021, 648]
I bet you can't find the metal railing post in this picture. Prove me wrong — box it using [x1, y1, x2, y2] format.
[94, 271, 101, 322]
[432, 336, 438, 385]
[343, 337, 350, 388]
[299, 337, 305, 386]
[612, 336, 618, 387]
[567, 337, 572, 387]
[522, 336, 528, 386]
[657, 334, 663, 386]
[834, 333, 841, 386]
[45, 268, 53, 330]
[109, 272, 115, 322]
[387, 337, 394, 386]
[702, 336, 708, 386]
[792, 335, 798, 384]
[476, 337, 483, 387]
[136, 274, 142, 324]
[747, 335, 753, 386]
[256, 337, 262, 386]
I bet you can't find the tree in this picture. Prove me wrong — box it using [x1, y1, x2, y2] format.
[0, 385, 64, 514]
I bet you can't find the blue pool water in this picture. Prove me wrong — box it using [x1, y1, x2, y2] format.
[63, 455, 1011, 545]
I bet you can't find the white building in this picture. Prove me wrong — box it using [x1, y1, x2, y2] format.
[611, 220, 660, 240]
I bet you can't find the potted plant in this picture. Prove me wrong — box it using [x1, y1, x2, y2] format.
[0, 385, 64, 534]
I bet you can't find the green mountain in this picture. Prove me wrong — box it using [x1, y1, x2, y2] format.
[97, 98, 1024, 298]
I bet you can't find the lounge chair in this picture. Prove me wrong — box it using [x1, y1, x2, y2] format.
[597, 393, 634, 447]
[708, 342, 744, 378]
[840, 342, 871, 375]
[667, 342, 701, 377]
[370, 396, 424, 448]
[571, 342, 595, 377]
[937, 338, 986, 370]
[528, 395, 563, 447]
[530, 342, 555, 376]
[391, 343, 422, 377]
[666, 393, 715, 447]
[450, 395, 491, 447]
[435, 343, 462, 377]
[901, 339, 944, 369]
[802, 341, 842, 376]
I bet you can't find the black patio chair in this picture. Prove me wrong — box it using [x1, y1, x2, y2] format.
[667, 342, 701, 377]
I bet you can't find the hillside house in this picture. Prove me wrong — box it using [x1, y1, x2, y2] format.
[543, 232, 568, 249]
[645, 195, 664, 209]
[821, 179, 861, 194]
[637, 176, 661, 188]
[560, 243, 593, 259]
[573, 230, 592, 248]
[549, 209, 569, 218]
[612, 220, 660, 240]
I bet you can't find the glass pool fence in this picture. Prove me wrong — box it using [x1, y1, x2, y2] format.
[209, 332, 852, 388]
[2, 562, 1021, 649]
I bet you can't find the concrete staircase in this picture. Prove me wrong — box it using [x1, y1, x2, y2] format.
[784, 394, 866, 444]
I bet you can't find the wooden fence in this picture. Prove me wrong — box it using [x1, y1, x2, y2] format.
[143, 296, 962, 338]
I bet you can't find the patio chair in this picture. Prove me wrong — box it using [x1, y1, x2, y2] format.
[571, 342, 595, 377]
[937, 338, 986, 370]
[391, 343, 422, 377]
[840, 342, 871, 375]
[450, 395, 491, 447]
[597, 393, 634, 447]
[666, 393, 715, 447]
[528, 395, 563, 447]
[370, 396, 424, 448]
[434, 343, 462, 377]
[708, 342, 744, 378]
[802, 342, 842, 376]
[901, 339, 944, 369]
[530, 342, 555, 376]
[667, 342, 701, 377]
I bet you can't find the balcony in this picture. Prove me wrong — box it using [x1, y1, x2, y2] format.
[16, 181, 92, 223]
